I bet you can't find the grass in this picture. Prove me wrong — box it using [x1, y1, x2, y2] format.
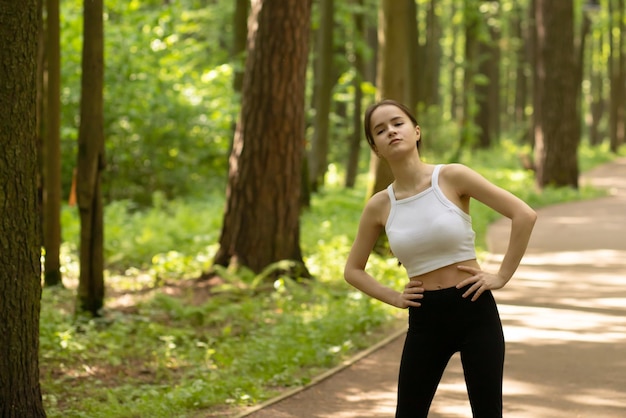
[40, 141, 620, 417]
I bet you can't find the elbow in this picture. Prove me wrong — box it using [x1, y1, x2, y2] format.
[527, 207, 538, 225]
[343, 266, 353, 285]
[520, 206, 537, 229]
[511, 205, 536, 232]
[343, 265, 359, 287]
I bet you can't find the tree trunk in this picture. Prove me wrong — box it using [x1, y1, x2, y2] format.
[0, 0, 47, 414]
[368, 0, 413, 197]
[456, 0, 481, 158]
[529, 0, 539, 148]
[424, 0, 442, 109]
[533, 0, 580, 189]
[476, 1, 500, 148]
[345, 0, 365, 189]
[309, 0, 334, 192]
[588, 27, 605, 146]
[214, 0, 312, 277]
[43, 0, 63, 287]
[449, 2, 461, 121]
[76, 0, 106, 316]
[406, 0, 420, 114]
[512, 2, 530, 131]
[364, 23, 378, 85]
[232, 0, 248, 93]
[36, 0, 45, 251]
[608, 0, 625, 152]
[575, 11, 591, 144]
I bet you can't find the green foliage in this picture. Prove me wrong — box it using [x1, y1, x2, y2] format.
[41, 260, 399, 417]
[59, 0, 237, 205]
[61, 191, 224, 279]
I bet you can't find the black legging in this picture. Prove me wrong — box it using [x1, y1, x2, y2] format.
[396, 285, 504, 418]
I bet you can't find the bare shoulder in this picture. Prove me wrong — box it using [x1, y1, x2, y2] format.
[439, 163, 477, 179]
[439, 162, 501, 199]
[441, 163, 492, 184]
[362, 188, 392, 226]
[365, 188, 391, 211]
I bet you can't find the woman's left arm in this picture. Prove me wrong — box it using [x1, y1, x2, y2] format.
[445, 164, 537, 300]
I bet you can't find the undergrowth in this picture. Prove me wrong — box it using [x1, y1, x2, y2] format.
[40, 141, 618, 417]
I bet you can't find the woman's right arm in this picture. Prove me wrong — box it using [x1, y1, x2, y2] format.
[343, 196, 423, 309]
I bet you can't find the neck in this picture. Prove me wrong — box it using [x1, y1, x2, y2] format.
[389, 157, 428, 188]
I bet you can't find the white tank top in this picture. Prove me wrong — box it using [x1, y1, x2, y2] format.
[385, 164, 476, 277]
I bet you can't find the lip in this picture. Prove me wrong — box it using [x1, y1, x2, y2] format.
[389, 138, 401, 145]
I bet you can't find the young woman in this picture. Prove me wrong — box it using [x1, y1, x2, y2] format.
[344, 99, 537, 417]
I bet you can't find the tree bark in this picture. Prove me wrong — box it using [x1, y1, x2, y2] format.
[423, 0, 442, 110]
[512, 2, 530, 131]
[345, 0, 365, 189]
[37, 0, 45, 250]
[476, 1, 500, 148]
[214, 0, 312, 277]
[232, 0, 248, 93]
[368, 0, 414, 197]
[455, 0, 481, 159]
[533, 0, 580, 188]
[588, 28, 605, 146]
[76, 0, 106, 315]
[309, 0, 334, 191]
[0, 0, 47, 414]
[449, 1, 461, 121]
[406, 0, 420, 113]
[608, 0, 625, 152]
[43, 0, 63, 287]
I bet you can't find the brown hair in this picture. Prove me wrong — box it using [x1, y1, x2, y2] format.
[364, 99, 419, 151]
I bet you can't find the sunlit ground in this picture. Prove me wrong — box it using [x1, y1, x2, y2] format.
[242, 242, 626, 418]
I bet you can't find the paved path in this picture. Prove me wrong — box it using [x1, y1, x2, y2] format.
[238, 158, 626, 418]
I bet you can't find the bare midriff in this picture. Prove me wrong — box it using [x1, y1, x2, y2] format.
[409, 259, 480, 290]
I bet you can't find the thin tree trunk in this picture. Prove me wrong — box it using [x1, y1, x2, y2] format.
[368, 0, 413, 197]
[533, 0, 580, 188]
[589, 28, 605, 146]
[76, 0, 105, 316]
[424, 0, 442, 109]
[608, 0, 625, 152]
[43, 0, 63, 287]
[345, 0, 365, 189]
[476, 1, 500, 148]
[455, 0, 480, 159]
[575, 11, 591, 144]
[309, 0, 334, 191]
[36, 0, 46, 251]
[449, 2, 460, 120]
[364, 24, 378, 85]
[529, 0, 539, 148]
[406, 0, 420, 114]
[512, 2, 529, 131]
[232, 0, 248, 93]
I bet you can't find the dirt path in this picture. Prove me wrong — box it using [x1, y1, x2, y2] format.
[236, 158, 626, 418]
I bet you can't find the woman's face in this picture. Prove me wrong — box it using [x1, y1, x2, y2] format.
[369, 105, 420, 158]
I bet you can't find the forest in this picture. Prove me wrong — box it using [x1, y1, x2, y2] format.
[0, 0, 624, 416]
